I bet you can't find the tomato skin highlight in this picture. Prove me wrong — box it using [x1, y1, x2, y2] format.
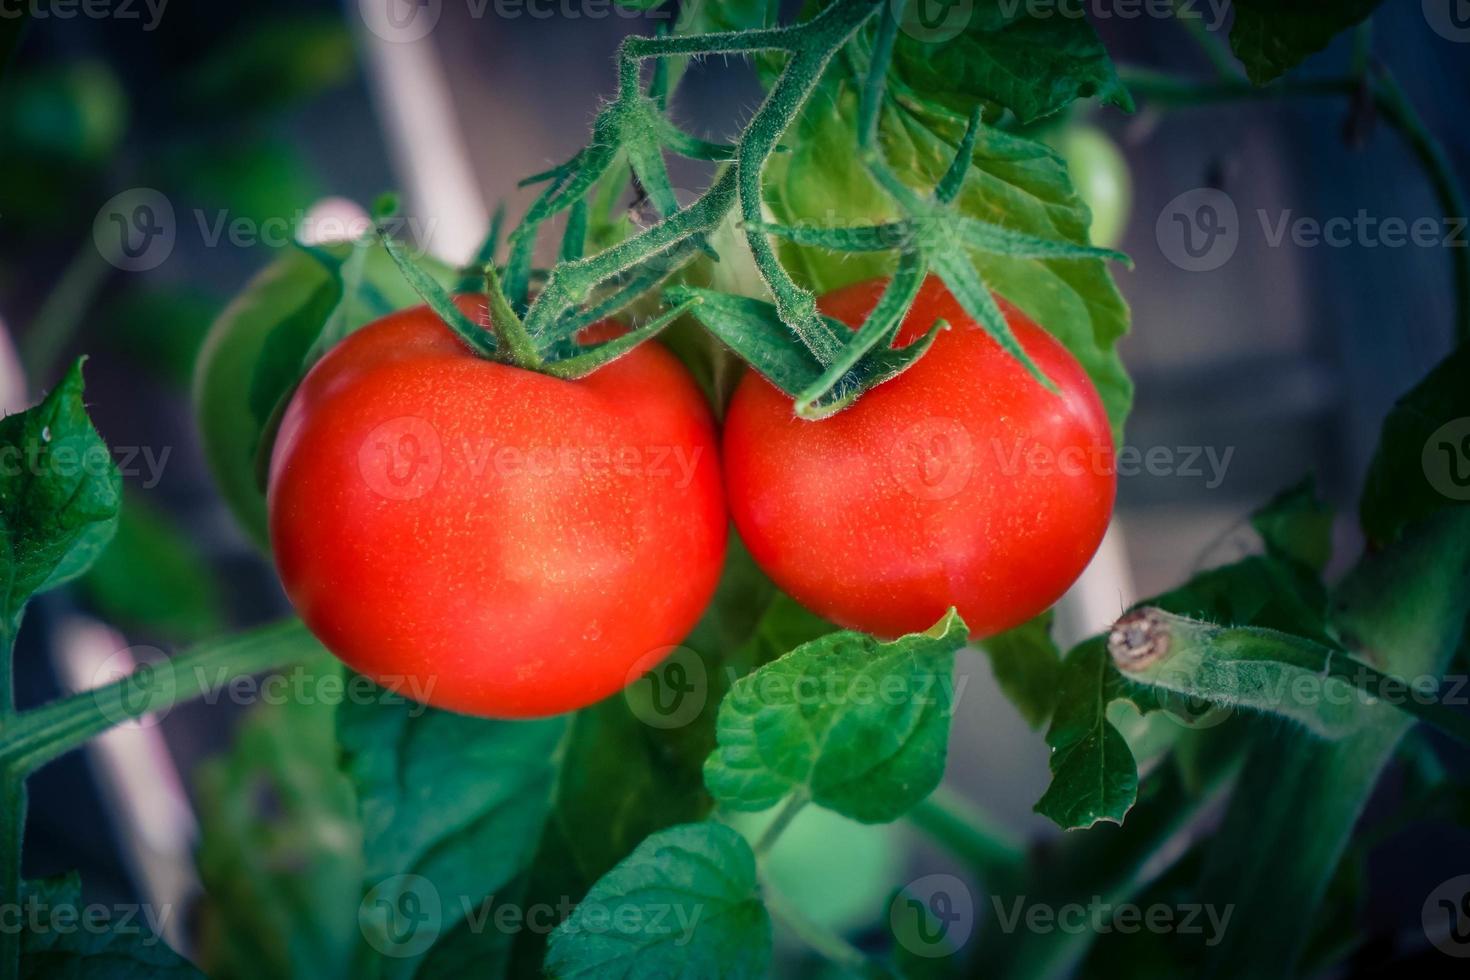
[268, 298, 727, 718]
[723, 277, 1116, 640]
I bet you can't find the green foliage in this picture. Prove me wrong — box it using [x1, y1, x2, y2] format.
[1194, 510, 1470, 977]
[1360, 344, 1470, 545]
[0, 360, 121, 638]
[1, 60, 127, 166]
[1034, 637, 1152, 829]
[1229, 0, 1384, 86]
[763, 81, 1134, 441]
[890, 0, 1133, 124]
[545, 823, 771, 979]
[194, 666, 363, 980]
[978, 612, 1062, 730]
[704, 610, 967, 822]
[241, 239, 458, 485]
[508, 548, 822, 972]
[18, 875, 199, 979]
[180, 17, 355, 119]
[1250, 476, 1333, 574]
[338, 697, 566, 977]
[1032, 482, 1342, 830]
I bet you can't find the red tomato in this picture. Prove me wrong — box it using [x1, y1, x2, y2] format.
[723, 277, 1115, 640]
[268, 298, 727, 718]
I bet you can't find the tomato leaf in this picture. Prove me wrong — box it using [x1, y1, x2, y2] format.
[979, 611, 1062, 730]
[0, 360, 121, 640]
[980, 747, 1241, 978]
[243, 240, 460, 475]
[337, 696, 567, 977]
[1035, 539, 1334, 831]
[544, 822, 771, 979]
[19, 873, 200, 978]
[506, 548, 829, 974]
[764, 81, 1133, 443]
[193, 659, 362, 980]
[1359, 344, 1470, 546]
[1250, 476, 1333, 575]
[704, 610, 968, 823]
[1034, 637, 1147, 830]
[1229, 0, 1384, 86]
[1194, 510, 1470, 977]
[890, 1, 1132, 124]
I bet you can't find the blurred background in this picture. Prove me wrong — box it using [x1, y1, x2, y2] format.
[2, 0, 1467, 972]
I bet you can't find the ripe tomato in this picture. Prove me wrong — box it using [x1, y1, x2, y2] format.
[723, 277, 1115, 640]
[268, 298, 727, 718]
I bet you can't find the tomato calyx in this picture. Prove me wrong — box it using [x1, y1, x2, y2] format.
[372, 198, 703, 382]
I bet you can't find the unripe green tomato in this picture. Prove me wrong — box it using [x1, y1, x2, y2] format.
[194, 245, 463, 550]
[1056, 125, 1132, 250]
[194, 252, 331, 550]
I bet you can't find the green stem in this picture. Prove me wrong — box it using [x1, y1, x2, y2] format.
[0, 619, 319, 776]
[18, 239, 113, 385]
[907, 784, 1026, 879]
[521, 0, 879, 366]
[1122, 66, 1470, 343]
[1370, 67, 1470, 345]
[1169, 0, 1238, 80]
[752, 791, 807, 857]
[762, 879, 876, 976]
[482, 266, 541, 368]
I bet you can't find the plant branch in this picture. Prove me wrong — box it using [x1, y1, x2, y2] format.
[908, 784, 1027, 878]
[516, 0, 881, 370]
[0, 619, 321, 776]
[762, 878, 877, 976]
[752, 791, 807, 857]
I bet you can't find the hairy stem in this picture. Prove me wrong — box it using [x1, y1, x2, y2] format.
[752, 792, 807, 857]
[1, 619, 320, 776]
[521, 0, 880, 363]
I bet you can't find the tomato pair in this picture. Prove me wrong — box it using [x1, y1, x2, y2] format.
[267, 278, 1115, 718]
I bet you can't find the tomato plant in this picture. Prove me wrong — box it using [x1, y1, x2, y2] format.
[268, 298, 727, 718]
[725, 275, 1115, 639]
[3, 2, 1470, 980]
